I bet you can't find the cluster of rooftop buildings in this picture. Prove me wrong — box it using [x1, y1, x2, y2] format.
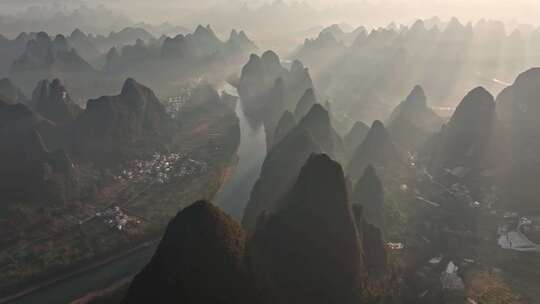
[96, 206, 140, 231]
[115, 152, 208, 184]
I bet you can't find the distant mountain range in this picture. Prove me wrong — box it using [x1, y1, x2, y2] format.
[291, 18, 540, 127]
[0, 25, 257, 99]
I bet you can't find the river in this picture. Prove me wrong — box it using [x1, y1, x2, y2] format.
[5, 89, 267, 304]
[215, 97, 267, 220]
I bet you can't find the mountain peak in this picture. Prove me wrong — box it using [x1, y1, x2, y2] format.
[241, 128, 322, 233]
[35, 31, 51, 44]
[451, 87, 494, 126]
[194, 24, 217, 38]
[119, 78, 161, 112]
[241, 54, 262, 76]
[497, 68, 540, 126]
[12, 31, 93, 75]
[248, 153, 365, 304]
[290, 59, 305, 72]
[294, 88, 317, 120]
[298, 103, 330, 129]
[370, 120, 386, 134]
[32, 78, 80, 124]
[512, 67, 540, 85]
[344, 121, 370, 159]
[164, 201, 245, 246]
[404, 85, 427, 107]
[53, 34, 69, 50]
[322, 24, 344, 35]
[410, 19, 426, 31]
[272, 110, 296, 147]
[238, 30, 250, 41]
[387, 85, 442, 150]
[295, 103, 344, 161]
[194, 24, 207, 33]
[121, 78, 138, 94]
[261, 50, 281, 67]
[351, 121, 370, 133]
[366, 120, 393, 145]
[362, 164, 378, 181]
[353, 165, 384, 229]
[317, 30, 339, 44]
[289, 153, 348, 210]
[427, 86, 496, 179]
[347, 120, 398, 180]
[124, 200, 258, 304]
[228, 29, 254, 47]
[466, 86, 493, 100]
[71, 28, 85, 38]
[248, 53, 260, 63]
[75, 78, 167, 163]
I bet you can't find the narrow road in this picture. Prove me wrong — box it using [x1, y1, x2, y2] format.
[0, 241, 158, 304]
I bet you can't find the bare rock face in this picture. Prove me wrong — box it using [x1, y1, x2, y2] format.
[123, 201, 261, 304]
[248, 154, 365, 304]
[347, 120, 400, 182]
[32, 79, 81, 124]
[387, 85, 443, 151]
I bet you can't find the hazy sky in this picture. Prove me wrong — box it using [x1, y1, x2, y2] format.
[2, 0, 540, 28]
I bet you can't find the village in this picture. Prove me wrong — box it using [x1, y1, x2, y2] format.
[115, 152, 208, 185]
